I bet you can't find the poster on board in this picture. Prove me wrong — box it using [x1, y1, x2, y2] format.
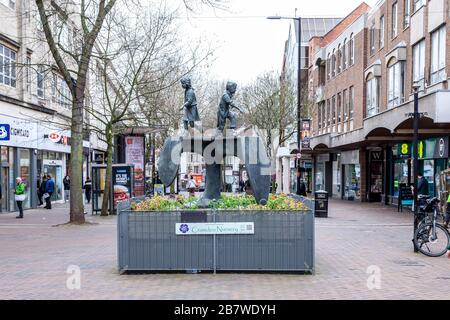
[125, 136, 145, 196]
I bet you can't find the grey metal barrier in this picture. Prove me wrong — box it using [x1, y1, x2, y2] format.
[117, 203, 314, 274]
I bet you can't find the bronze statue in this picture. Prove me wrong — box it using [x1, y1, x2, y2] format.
[180, 77, 200, 132]
[217, 81, 242, 135]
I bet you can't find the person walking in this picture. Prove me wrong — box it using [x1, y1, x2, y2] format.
[84, 177, 92, 204]
[14, 177, 26, 219]
[187, 176, 197, 197]
[63, 174, 70, 203]
[38, 174, 47, 206]
[44, 174, 55, 209]
[298, 179, 307, 197]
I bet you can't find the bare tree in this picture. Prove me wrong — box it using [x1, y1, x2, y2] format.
[239, 71, 297, 161]
[35, 0, 117, 223]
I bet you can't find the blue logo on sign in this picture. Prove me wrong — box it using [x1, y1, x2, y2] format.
[0, 124, 10, 141]
[179, 224, 189, 234]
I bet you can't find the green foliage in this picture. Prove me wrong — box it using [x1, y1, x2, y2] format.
[132, 194, 308, 212]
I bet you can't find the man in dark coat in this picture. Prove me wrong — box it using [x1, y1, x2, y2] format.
[180, 77, 200, 132]
[417, 172, 429, 196]
[217, 81, 242, 134]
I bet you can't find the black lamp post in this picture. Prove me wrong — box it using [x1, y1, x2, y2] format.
[411, 82, 421, 252]
[267, 15, 302, 195]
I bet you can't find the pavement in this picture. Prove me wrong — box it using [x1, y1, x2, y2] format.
[0, 199, 449, 300]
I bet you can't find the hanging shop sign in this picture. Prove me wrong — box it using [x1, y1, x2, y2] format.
[433, 137, 448, 159]
[301, 119, 311, 150]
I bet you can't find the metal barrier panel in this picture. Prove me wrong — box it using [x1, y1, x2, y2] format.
[117, 204, 314, 273]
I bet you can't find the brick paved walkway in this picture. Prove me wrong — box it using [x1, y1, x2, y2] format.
[0, 200, 449, 300]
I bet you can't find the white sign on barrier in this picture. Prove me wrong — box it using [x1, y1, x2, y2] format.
[175, 222, 254, 235]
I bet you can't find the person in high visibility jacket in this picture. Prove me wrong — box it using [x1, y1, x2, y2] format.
[445, 194, 450, 229]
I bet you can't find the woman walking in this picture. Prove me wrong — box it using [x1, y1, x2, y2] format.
[14, 177, 26, 219]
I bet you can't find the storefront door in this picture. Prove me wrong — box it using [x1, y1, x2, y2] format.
[1, 166, 9, 212]
[43, 164, 62, 202]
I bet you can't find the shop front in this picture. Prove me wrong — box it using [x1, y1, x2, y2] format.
[314, 153, 331, 193]
[0, 116, 39, 212]
[368, 149, 384, 202]
[391, 137, 450, 205]
[341, 150, 361, 201]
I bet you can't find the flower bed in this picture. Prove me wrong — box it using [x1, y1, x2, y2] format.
[131, 194, 309, 211]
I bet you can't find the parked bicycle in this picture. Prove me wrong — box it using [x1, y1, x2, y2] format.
[413, 195, 450, 257]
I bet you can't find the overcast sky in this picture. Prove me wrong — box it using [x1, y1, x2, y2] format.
[175, 0, 378, 85]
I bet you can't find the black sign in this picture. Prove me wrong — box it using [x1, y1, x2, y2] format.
[370, 151, 384, 162]
[399, 183, 413, 201]
[433, 137, 449, 159]
[112, 166, 133, 210]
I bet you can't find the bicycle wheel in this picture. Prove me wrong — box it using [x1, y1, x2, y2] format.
[414, 223, 450, 257]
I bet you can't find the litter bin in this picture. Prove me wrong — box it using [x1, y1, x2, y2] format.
[314, 190, 329, 218]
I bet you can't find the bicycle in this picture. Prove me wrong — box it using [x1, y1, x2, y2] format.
[413, 195, 450, 257]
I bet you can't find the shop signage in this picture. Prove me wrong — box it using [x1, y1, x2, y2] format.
[0, 124, 10, 141]
[398, 137, 448, 159]
[125, 136, 145, 197]
[175, 222, 254, 235]
[433, 137, 448, 159]
[370, 151, 384, 162]
[0, 116, 38, 148]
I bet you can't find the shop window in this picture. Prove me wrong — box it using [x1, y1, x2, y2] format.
[18, 148, 31, 209]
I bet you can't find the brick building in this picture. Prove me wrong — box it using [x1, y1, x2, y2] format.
[308, 0, 450, 205]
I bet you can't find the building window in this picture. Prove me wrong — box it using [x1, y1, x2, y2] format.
[366, 75, 379, 117]
[0, 44, 17, 87]
[318, 103, 322, 129]
[332, 96, 336, 125]
[379, 16, 385, 49]
[349, 86, 354, 119]
[337, 93, 342, 123]
[326, 99, 330, 127]
[392, 2, 398, 38]
[301, 46, 309, 69]
[349, 33, 354, 66]
[413, 40, 425, 90]
[343, 89, 348, 121]
[387, 58, 405, 108]
[404, 0, 410, 28]
[26, 56, 31, 92]
[37, 65, 45, 98]
[413, 0, 423, 12]
[337, 44, 342, 74]
[327, 53, 331, 79]
[343, 39, 347, 70]
[431, 26, 446, 85]
[370, 21, 376, 54]
[331, 51, 335, 77]
[58, 77, 71, 108]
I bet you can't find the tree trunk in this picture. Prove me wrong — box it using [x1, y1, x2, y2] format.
[70, 98, 85, 223]
[101, 126, 113, 216]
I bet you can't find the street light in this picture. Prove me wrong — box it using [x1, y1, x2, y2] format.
[267, 14, 303, 195]
[412, 81, 421, 252]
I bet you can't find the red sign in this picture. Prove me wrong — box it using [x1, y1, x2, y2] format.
[48, 132, 61, 143]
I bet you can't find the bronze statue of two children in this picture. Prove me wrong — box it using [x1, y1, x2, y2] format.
[180, 77, 242, 136]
